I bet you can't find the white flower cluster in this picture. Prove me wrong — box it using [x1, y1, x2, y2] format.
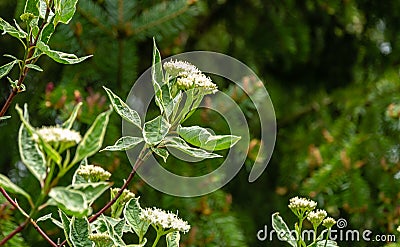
[163, 60, 218, 94]
[322, 217, 336, 228]
[288, 197, 317, 212]
[140, 207, 190, 233]
[163, 60, 200, 77]
[77, 164, 111, 182]
[34, 126, 81, 144]
[307, 209, 327, 226]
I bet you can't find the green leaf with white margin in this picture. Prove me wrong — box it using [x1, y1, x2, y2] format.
[103, 87, 142, 129]
[18, 117, 46, 184]
[126, 238, 147, 247]
[36, 213, 52, 223]
[143, 116, 170, 145]
[101, 136, 143, 152]
[54, 0, 78, 25]
[165, 91, 182, 122]
[48, 187, 89, 217]
[0, 18, 27, 39]
[100, 215, 126, 246]
[271, 213, 296, 247]
[152, 147, 169, 162]
[59, 210, 72, 247]
[71, 107, 112, 165]
[62, 102, 83, 129]
[0, 60, 18, 80]
[37, 41, 92, 64]
[69, 182, 110, 206]
[69, 217, 92, 247]
[0, 174, 33, 206]
[178, 125, 241, 151]
[15, 104, 62, 165]
[124, 198, 149, 240]
[152, 38, 165, 113]
[165, 137, 222, 159]
[24, 0, 40, 16]
[0, 116, 11, 121]
[25, 63, 43, 72]
[166, 231, 180, 247]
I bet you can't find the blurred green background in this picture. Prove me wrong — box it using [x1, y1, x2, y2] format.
[1, 0, 400, 246]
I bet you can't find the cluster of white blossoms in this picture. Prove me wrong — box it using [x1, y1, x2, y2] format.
[140, 207, 190, 233]
[288, 197, 317, 213]
[322, 217, 336, 228]
[307, 209, 327, 226]
[77, 164, 111, 182]
[34, 126, 81, 144]
[163, 60, 218, 94]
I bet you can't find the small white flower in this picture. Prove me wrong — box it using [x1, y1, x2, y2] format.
[163, 60, 200, 77]
[164, 59, 218, 94]
[322, 217, 336, 228]
[77, 164, 111, 182]
[35, 126, 81, 144]
[140, 207, 190, 233]
[289, 197, 317, 211]
[307, 209, 327, 227]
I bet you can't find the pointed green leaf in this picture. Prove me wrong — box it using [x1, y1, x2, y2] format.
[103, 87, 142, 128]
[49, 187, 89, 217]
[36, 213, 52, 223]
[24, 0, 40, 16]
[15, 104, 62, 165]
[101, 136, 143, 152]
[0, 174, 32, 205]
[18, 119, 46, 183]
[124, 198, 149, 240]
[59, 210, 72, 247]
[152, 147, 169, 162]
[70, 182, 111, 206]
[166, 231, 180, 247]
[0, 18, 27, 39]
[165, 137, 222, 159]
[54, 0, 78, 25]
[37, 41, 92, 64]
[41, 21, 55, 43]
[271, 212, 296, 247]
[69, 217, 92, 247]
[25, 63, 43, 72]
[100, 215, 126, 246]
[166, 91, 182, 121]
[152, 39, 165, 113]
[71, 107, 112, 165]
[143, 116, 170, 145]
[62, 102, 82, 129]
[178, 125, 241, 151]
[0, 60, 18, 79]
[71, 159, 89, 185]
